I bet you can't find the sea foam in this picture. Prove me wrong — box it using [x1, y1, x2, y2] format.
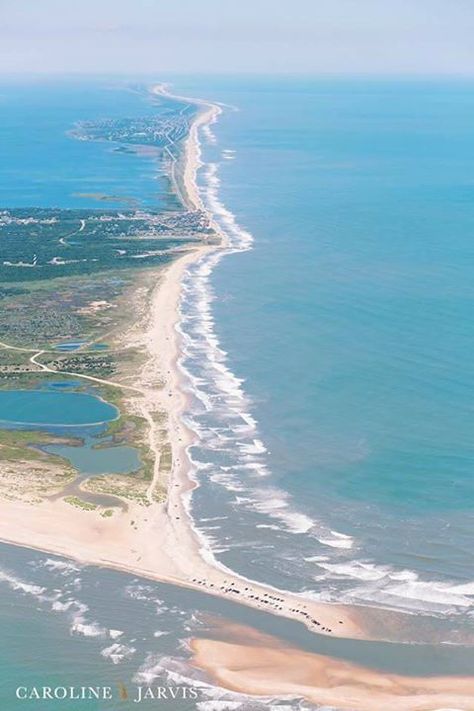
[176, 106, 472, 621]
[175, 124, 358, 595]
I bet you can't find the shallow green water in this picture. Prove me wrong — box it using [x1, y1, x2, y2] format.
[45, 440, 141, 476]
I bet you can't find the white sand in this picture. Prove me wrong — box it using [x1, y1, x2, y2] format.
[0, 84, 363, 641]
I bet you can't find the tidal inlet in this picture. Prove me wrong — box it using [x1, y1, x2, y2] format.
[0, 26, 474, 711]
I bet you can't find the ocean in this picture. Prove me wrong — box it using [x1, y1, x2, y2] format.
[175, 75, 474, 625]
[0, 78, 176, 210]
[0, 76, 474, 707]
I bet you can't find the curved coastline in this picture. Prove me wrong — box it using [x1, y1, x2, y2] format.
[146, 83, 365, 638]
[0, 81, 467, 663]
[0, 79, 472, 708]
[190, 623, 474, 711]
[0, 81, 366, 642]
[161, 84, 474, 709]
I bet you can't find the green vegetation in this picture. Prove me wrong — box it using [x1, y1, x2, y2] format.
[36, 352, 117, 378]
[152, 486, 167, 503]
[64, 495, 98, 511]
[0, 428, 81, 464]
[0, 348, 35, 381]
[95, 395, 157, 482]
[0, 99, 208, 507]
[0, 269, 131, 348]
[160, 442, 172, 474]
[0, 207, 213, 283]
[82, 474, 151, 506]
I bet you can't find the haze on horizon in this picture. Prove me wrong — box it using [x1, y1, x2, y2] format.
[1, 0, 473, 76]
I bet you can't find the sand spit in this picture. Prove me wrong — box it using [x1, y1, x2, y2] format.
[190, 623, 474, 711]
[0, 84, 365, 642]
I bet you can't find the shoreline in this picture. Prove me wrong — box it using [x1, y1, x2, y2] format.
[190, 623, 474, 711]
[150, 82, 222, 213]
[0, 83, 366, 642]
[1, 80, 473, 708]
[140, 84, 365, 639]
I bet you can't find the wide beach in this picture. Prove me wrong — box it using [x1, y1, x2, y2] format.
[0, 78, 473, 710]
[0, 86, 364, 642]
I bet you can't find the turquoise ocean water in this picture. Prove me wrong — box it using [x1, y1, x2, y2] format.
[0, 78, 173, 209]
[0, 77, 473, 708]
[175, 76, 474, 622]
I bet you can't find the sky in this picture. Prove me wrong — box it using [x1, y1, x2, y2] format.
[1, 0, 474, 75]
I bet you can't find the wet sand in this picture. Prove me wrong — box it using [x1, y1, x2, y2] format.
[0, 82, 471, 710]
[0, 85, 367, 643]
[0, 82, 470, 672]
[191, 622, 474, 710]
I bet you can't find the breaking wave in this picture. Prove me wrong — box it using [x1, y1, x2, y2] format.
[176, 130, 356, 587]
[174, 111, 474, 621]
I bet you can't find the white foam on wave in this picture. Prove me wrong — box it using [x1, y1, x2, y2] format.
[51, 599, 74, 611]
[0, 559, 125, 644]
[109, 629, 124, 639]
[134, 654, 278, 708]
[202, 113, 219, 146]
[239, 439, 267, 455]
[200, 516, 227, 522]
[251, 493, 315, 535]
[30, 557, 81, 575]
[133, 653, 166, 685]
[50, 594, 109, 639]
[42, 558, 80, 573]
[317, 530, 354, 550]
[0, 568, 46, 598]
[312, 558, 474, 614]
[71, 621, 107, 638]
[383, 579, 474, 610]
[209, 473, 246, 493]
[69, 601, 107, 638]
[317, 560, 389, 582]
[124, 582, 166, 612]
[174, 128, 358, 585]
[100, 642, 136, 665]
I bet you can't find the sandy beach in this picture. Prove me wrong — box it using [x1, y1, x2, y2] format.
[190, 623, 474, 711]
[0, 82, 472, 710]
[0, 238, 362, 640]
[0, 87, 364, 641]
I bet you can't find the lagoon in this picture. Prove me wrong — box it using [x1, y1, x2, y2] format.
[45, 439, 141, 476]
[0, 390, 118, 426]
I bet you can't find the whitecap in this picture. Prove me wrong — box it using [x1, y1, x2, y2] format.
[35, 558, 80, 574]
[71, 620, 107, 638]
[100, 643, 136, 665]
[317, 531, 354, 550]
[0, 568, 46, 598]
